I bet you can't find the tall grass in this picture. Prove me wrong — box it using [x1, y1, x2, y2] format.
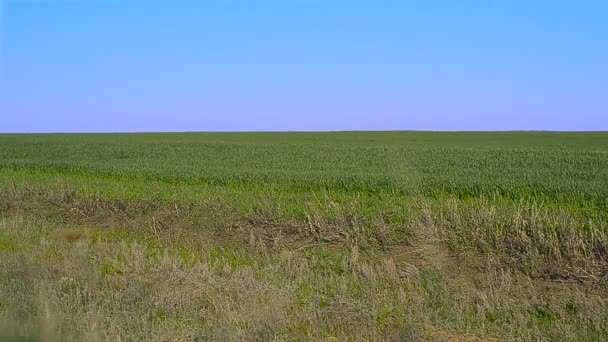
[1, 217, 607, 341]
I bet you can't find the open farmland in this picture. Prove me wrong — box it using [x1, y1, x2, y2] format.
[1, 132, 608, 341]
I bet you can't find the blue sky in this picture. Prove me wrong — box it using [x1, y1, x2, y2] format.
[0, 0, 606, 132]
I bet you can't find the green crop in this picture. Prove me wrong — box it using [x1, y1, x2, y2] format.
[1, 132, 606, 206]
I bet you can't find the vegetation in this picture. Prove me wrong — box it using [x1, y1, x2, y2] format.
[1, 132, 607, 341]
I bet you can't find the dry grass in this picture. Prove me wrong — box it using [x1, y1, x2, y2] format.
[3, 185, 606, 280]
[1, 214, 607, 341]
[429, 199, 608, 281]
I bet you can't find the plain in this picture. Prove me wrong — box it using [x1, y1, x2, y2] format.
[1, 132, 607, 341]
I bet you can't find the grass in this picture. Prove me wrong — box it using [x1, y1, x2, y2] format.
[1, 132, 607, 204]
[1, 131, 607, 340]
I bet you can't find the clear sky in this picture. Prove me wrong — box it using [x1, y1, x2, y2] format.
[0, 0, 606, 132]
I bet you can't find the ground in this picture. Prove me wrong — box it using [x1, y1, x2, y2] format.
[0, 132, 607, 341]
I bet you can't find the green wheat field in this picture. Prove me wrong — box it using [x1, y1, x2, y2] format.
[1, 132, 607, 341]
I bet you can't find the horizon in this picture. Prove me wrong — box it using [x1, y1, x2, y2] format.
[2, 130, 607, 135]
[1, 0, 607, 132]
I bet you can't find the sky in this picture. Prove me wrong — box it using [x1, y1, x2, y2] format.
[0, 0, 607, 132]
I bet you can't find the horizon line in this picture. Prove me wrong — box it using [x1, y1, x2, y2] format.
[1, 130, 607, 135]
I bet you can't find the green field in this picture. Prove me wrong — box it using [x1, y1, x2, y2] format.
[1, 132, 607, 341]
